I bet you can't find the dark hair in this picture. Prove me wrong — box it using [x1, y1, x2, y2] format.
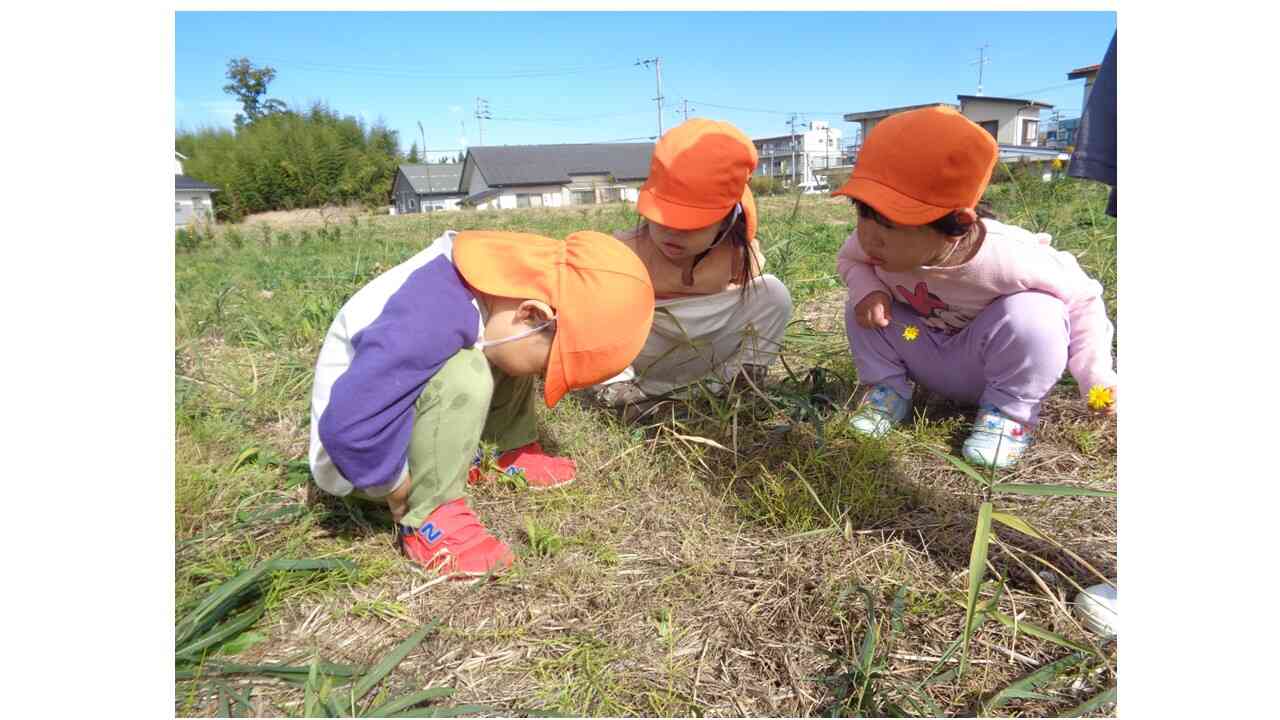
[852, 199, 998, 237]
[637, 207, 759, 299]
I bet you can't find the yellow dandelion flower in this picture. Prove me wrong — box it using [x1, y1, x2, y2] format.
[902, 325, 920, 342]
[1087, 385, 1114, 411]
[1051, 158, 1064, 171]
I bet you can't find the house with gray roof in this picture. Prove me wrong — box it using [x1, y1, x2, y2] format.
[458, 142, 654, 210]
[175, 150, 219, 228]
[391, 163, 466, 214]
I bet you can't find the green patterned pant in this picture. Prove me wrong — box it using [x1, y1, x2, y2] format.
[353, 348, 538, 528]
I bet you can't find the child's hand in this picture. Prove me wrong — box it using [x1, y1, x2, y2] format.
[854, 291, 893, 329]
[385, 475, 412, 524]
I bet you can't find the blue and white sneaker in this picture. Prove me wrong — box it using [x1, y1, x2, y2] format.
[848, 384, 911, 438]
[962, 405, 1032, 469]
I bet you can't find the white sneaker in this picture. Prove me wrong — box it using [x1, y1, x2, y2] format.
[848, 384, 911, 439]
[1074, 583, 1117, 638]
[961, 405, 1032, 469]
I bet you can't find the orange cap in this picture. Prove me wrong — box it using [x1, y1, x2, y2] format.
[831, 106, 998, 225]
[637, 118, 759, 240]
[452, 230, 656, 408]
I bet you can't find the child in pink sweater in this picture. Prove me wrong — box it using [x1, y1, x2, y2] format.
[832, 107, 1117, 469]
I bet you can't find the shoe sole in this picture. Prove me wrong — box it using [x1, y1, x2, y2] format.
[528, 477, 574, 491]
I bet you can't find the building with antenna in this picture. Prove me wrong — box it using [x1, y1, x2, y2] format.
[842, 95, 1058, 164]
[751, 121, 843, 191]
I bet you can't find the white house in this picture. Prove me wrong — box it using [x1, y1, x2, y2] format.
[752, 121, 844, 190]
[956, 95, 1053, 148]
[458, 143, 653, 211]
[843, 95, 1053, 153]
[390, 163, 466, 214]
[843, 102, 959, 151]
[175, 150, 219, 228]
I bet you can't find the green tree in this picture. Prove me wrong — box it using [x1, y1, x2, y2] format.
[223, 57, 289, 129]
[407, 141, 421, 163]
[177, 101, 403, 221]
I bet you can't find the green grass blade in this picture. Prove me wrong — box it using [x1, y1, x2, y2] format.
[176, 602, 266, 659]
[366, 687, 456, 717]
[392, 704, 491, 717]
[982, 653, 1087, 713]
[990, 511, 1047, 540]
[961, 502, 994, 676]
[213, 681, 254, 717]
[218, 686, 231, 717]
[989, 610, 1098, 656]
[176, 660, 363, 681]
[857, 588, 878, 676]
[889, 584, 908, 636]
[990, 483, 1116, 498]
[304, 655, 324, 718]
[176, 564, 272, 647]
[922, 446, 992, 489]
[176, 558, 353, 648]
[1057, 685, 1116, 717]
[337, 621, 441, 715]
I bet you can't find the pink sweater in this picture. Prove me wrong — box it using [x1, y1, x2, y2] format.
[836, 218, 1118, 398]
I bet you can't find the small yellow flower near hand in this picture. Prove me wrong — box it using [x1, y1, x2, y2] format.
[902, 325, 920, 342]
[1087, 385, 1114, 411]
[1052, 158, 1064, 171]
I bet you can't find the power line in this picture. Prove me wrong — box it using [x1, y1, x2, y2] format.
[184, 51, 636, 80]
[686, 99, 850, 116]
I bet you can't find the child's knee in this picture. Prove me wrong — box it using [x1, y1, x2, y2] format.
[993, 292, 1069, 344]
[753, 274, 794, 325]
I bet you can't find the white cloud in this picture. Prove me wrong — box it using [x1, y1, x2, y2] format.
[449, 106, 462, 114]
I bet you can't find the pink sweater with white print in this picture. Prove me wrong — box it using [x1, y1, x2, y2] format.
[836, 218, 1118, 398]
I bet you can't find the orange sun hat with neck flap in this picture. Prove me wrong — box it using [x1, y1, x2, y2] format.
[451, 230, 656, 408]
[637, 118, 759, 241]
[831, 106, 998, 225]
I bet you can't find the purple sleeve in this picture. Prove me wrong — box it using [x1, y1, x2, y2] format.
[317, 257, 480, 490]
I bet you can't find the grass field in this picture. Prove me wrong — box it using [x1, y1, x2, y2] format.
[175, 169, 1118, 717]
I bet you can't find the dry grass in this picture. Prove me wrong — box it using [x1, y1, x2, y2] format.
[176, 186, 1118, 716]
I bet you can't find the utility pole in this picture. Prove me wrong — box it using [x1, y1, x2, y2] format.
[972, 43, 991, 96]
[682, 98, 694, 122]
[824, 125, 831, 172]
[787, 114, 796, 188]
[418, 121, 433, 200]
[636, 57, 664, 136]
[474, 98, 491, 146]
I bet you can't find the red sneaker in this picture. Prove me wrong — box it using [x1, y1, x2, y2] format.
[467, 442, 576, 490]
[399, 498, 514, 579]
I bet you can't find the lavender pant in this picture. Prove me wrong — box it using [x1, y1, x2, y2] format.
[845, 291, 1069, 425]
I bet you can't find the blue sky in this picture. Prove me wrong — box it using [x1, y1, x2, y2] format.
[175, 11, 1115, 160]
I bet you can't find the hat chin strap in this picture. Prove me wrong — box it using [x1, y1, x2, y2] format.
[475, 316, 556, 350]
[920, 239, 960, 269]
[706, 203, 743, 250]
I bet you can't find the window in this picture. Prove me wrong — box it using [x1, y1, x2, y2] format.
[1022, 119, 1039, 146]
[599, 187, 624, 203]
[516, 193, 544, 209]
[571, 190, 596, 206]
[979, 120, 999, 139]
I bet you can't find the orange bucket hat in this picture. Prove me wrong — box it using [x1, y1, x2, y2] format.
[451, 230, 656, 408]
[637, 118, 759, 241]
[831, 106, 998, 225]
